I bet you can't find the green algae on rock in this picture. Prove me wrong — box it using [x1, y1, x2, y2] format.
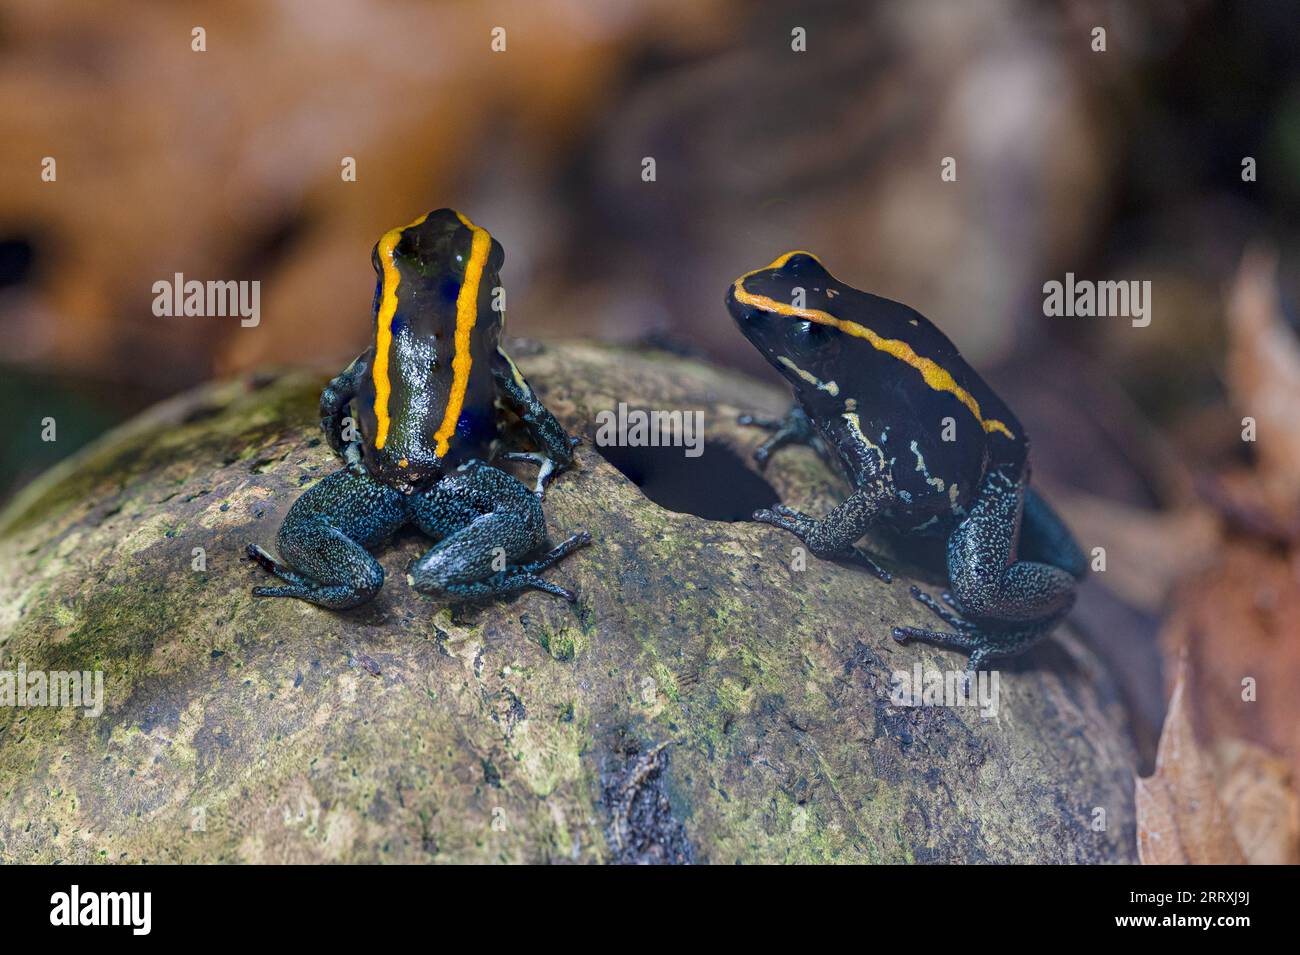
[0, 342, 1136, 863]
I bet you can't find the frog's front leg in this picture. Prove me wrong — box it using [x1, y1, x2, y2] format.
[894, 466, 1080, 670]
[737, 404, 828, 468]
[247, 468, 409, 609]
[406, 461, 591, 601]
[752, 479, 894, 582]
[320, 352, 369, 473]
[492, 348, 577, 494]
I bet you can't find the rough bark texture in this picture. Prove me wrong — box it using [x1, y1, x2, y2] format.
[0, 342, 1136, 863]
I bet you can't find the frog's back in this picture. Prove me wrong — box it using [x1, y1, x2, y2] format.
[845, 288, 1026, 460]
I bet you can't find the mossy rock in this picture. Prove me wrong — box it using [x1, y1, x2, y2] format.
[0, 342, 1136, 863]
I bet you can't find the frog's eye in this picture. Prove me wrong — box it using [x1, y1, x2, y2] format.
[793, 318, 831, 347]
[784, 252, 821, 274]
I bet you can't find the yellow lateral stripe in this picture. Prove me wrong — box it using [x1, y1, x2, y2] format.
[498, 346, 528, 390]
[432, 211, 492, 458]
[372, 212, 430, 450]
[733, 256, 1015, 440]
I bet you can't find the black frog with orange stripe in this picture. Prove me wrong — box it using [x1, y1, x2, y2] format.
[247, 209, 589, 609]
[728, 251, 1086, 675]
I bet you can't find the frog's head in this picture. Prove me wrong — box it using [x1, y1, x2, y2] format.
[361, 209, 506, 489]
[727, 251, 849, 410]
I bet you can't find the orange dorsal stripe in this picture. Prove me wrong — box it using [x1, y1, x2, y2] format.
[431, 212, 492, 458]
[732, 254, 1015, 440]
[372, 212, 430, 450]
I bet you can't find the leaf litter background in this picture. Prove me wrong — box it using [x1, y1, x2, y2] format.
[1, 0, 1298, 862]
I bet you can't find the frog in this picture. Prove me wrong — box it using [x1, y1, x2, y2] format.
[727, 250, 1086, 676]
[247, 208, 590, 610]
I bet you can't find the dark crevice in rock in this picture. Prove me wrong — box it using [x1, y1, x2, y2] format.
[601, 739, 694, 865]
[594, 440, 777, 522]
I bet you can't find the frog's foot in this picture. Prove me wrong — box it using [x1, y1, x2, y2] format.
[488, 531, 592, 600]
[737, 406, 824, 468]
[409, 511, 591, 604]
[518, 531, 593, 573]
[753, 502, 816, 539]
[894, 596, 1064, 689]
[846, 546, 893, 584]
[247, 543, 290, 578]
[907, 585, 978, 631]
[246, 538, 385, 611]
[343, 440, 366, 476]
[890, 624, 994, 694]
[752, 504, 891, 583]
[498, 451, 560, 496]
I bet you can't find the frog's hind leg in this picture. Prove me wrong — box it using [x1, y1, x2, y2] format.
[409, 512, 591, 602]
[1020, 486, 1088, 580]
[897, 467, 1078, 669]
[407, 462, 590, 603]
[248, 522, 387, 610]
[893, 614, 1065, 676]
[247, 468, 409, 610]
[942, 467, 1078, 625]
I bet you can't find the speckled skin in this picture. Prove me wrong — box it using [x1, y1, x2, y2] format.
[728, 252, 1086, 674]
[248, 209, 589, 609]
[248, 462, 590, 608]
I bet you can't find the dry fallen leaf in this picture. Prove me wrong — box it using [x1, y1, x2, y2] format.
[1214, 738, 1300, 864]
[1137, 655, 1246, 864]
[1225, 245, 1300, 507]
[1161, 544, 1300, 782]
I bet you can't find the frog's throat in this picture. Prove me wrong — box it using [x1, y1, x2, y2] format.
[371, 211, 493, 459]
[732, 253, 1015, 441]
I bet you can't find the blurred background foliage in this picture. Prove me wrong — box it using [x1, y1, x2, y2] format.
[2, 0, 1299, 805]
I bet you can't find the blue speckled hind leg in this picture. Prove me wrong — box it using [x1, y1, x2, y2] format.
[896, 467, 1079, 671]
[893, 612, 1068, 676]
[247, 468, 410, 610]
[1020, 486, 1088, 580]
[940, 467, 1077, 625]
[407, 461, 589, 603]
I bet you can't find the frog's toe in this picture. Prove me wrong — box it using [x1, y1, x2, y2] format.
[247, 543, 302, 583]
[521, 576, 578, 602]
[737, 412, 782, 430]
[909, 585, 977, 631]
[516, 531, 591, 574]
[752, 507, 788, 528]
[252, 584, 306, 600]
[847, 546, 892, 583]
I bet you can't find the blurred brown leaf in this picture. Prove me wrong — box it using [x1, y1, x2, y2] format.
[1054, 491, 1217, 613]
[1225, 246, 1300, 508]
[1214, 738, 1300, 864]
[1136, 656, 1245, 864]
[1162, 536, 1300, 782]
